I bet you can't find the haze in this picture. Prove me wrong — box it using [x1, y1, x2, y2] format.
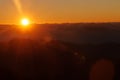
[0, 0, 120, 24]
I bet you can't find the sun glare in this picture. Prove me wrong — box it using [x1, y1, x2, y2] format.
[21, 18, 30, 26]
[19, 18, 33, 32]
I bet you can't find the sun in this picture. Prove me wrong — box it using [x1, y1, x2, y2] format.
[21, 18, 30, 26]
[19, 18, 33, 32]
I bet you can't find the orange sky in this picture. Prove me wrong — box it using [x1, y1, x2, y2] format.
[0, 0, 120, 24]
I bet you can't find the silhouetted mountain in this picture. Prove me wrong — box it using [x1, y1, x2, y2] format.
[0, 23, 120, 44]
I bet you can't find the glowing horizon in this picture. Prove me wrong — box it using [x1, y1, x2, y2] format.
[0, 0, 120, 24]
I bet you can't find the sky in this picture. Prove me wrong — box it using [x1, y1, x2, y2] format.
[0, 0, 120, 24]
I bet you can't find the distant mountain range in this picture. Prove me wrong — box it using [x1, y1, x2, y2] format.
[0, 23, 120, 44]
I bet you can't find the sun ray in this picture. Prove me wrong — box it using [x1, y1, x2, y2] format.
[13, 0, 23, 15]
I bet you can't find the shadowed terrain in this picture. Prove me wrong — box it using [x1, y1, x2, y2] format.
[0, 23, 120, 80]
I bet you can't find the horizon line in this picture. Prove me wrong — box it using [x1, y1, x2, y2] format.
[0, 22, 120, 26]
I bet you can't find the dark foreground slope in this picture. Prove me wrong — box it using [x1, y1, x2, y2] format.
[0, 38, 120, 80]
[0, 23, 120, 80]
